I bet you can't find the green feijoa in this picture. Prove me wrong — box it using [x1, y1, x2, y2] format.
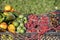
[12, 21, 19, 27]
[17, 26, 25, 34]
[23, 17, 27, 23]
[20, 23, 24, 26]
[16, 18, 22, 22]
[24, 20, 27, 23]
[19, 15, 24, 18]
[23, 17, 27, 20]
[18, 29, 25, 34]
[17, 27, 21, 33]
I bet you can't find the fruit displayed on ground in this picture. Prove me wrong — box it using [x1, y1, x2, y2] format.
[1, 34, 13, 40]
[8, 24, 15, 33]
[3, 12, 16, 21]
[0, 4, 60, 40]
[17, 26, 25, 34]
[0, 22, 7, 30]
[25, 14, 50, 35]
[0, 5, 27, 34]
[48, 10, 60, 32]
[4, 5, 14, 12]
[25, 14, 38, 29]
[12, 21, 19, 28]
[15, 15, 27, 34]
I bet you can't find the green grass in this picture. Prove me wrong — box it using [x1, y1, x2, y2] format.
[0, 0, 60, 14]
